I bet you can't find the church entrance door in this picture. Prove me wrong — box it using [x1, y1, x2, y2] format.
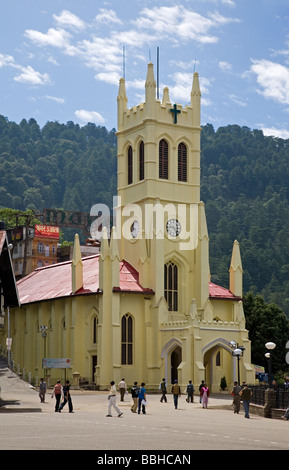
[171, 346, 182, 384]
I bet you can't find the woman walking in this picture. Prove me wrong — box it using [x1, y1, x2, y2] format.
[201, 383, 209, 408]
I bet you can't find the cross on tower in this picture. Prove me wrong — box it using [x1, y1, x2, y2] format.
[170, 104, 181, 124]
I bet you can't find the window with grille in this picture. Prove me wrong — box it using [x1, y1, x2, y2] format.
[164, 262, 178, 311]
[128, 146, 133, 185]
[139, 141, 144, 180]
[178, 142, 187, 182]
[121, 314, 133, 364]
[159, 139, 168, 179]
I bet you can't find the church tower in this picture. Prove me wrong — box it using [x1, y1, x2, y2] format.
[115, 62, 253, 389]
[116, 62, 209, 315]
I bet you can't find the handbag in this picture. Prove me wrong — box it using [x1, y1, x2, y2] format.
[141, 399, 148, 406]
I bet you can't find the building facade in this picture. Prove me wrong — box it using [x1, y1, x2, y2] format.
[8, 225, 59, 278]
[0, 63, 254, 390]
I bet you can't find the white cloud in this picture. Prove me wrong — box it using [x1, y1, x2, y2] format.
[13, 65, 51, 85]
[250, 59, 289, 105]
[24, 27, 73, 51]
[45, 95, 65, 104]
[22, 5, 240, 90]
[95, 72, 120, 86]
[219, 61, 232, 71]
[53, 10, 86, 31]
[75, 109, 105, 125]
[262, 127, 289, 139]
[0, 52, 50, 86]
[229, 94, 247, 107]
[135, 6, 240, 44]
[0, 53, 15, 67]
[95, 9, 122, 25]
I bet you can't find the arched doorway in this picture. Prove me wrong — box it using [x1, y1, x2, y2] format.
[202, 339, 234, 393]
[171, 346, 182, 384]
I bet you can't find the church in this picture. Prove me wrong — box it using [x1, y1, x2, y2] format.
[0, 63, 254, 391]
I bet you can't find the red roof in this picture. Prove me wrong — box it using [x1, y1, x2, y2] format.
[209, 282, 241, 300]
[17, 255, 153, 305]
[17, 255, 238, 305]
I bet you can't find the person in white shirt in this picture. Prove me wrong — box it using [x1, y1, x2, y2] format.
[118, 378, 127, 401]
[107, 381, 123, 417]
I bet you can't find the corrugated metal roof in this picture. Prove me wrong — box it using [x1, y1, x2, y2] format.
[16, 254, 239, 305]
[17, 255, 154, 305]
[209, 282, 241, 300]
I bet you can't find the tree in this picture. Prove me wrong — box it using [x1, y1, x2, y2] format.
[244, 293, 289, 373]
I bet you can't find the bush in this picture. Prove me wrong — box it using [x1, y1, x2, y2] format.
[220, 376, 227, 390]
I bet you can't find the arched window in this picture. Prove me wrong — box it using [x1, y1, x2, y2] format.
[164, 262, 178, 311]
[37, 242, 44, 254]
[178, 142, 187, 182]
[159, 139, 168, 179]
[121, 314, 133, 365]
[128, 146, 133, 185]
[139, 141, 144, 180]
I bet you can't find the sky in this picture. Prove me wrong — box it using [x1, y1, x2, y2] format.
[2, 0, 289, 138]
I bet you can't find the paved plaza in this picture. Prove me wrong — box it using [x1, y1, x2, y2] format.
[0, 362, 288, 451]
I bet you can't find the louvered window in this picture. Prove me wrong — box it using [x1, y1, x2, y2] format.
[164, 262, 178, 311]
[178, 142, 187, 182]
[159, 139, 168, 179]
[128, 146, 133, 185]
[139, 141, 144, 180]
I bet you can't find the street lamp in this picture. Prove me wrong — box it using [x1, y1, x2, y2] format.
[40, 325, 48, 380]
[265, 342, 276, 388]
[230, 341, 245, 384]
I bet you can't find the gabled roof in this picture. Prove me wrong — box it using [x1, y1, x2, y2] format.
[16, 254, 239, 306]
[17, 255, 154, 305]
[0, 231, 20, 308]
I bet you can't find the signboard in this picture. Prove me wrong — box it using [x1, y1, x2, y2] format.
[35, 224, 60, 239]
[43, 208, 94, 229]
[42, 358, 71, 369]
[254, 364, 265, 374]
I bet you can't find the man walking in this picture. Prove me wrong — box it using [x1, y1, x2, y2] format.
[58, 380, 73, 413]
[231, 381, 241, 414]
[240, 383, 252, 418]
[159, 378, 167, 403]
[131, 381, 139, 413]
[107, 381, 123, 417]
[39, 378, 47, 403]
[186, 380, 195, 403]
[171, 379, 181, 409]
[118, 378, 127, 402]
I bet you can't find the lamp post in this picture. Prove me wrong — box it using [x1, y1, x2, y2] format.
[40, 325, 48, 380]
[230, 341, 245, 384]
[265, 342, 276, 388]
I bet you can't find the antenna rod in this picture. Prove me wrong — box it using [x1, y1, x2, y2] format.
[123, 46, 125, 79]
[157, 46, 159, 100]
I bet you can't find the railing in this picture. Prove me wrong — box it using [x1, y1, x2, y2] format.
[250, 384, 289, 409]
[250, 385, 266, 406]
[276, 387, 289, 409]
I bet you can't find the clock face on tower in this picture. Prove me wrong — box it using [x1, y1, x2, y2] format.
[130, 220, 140, 238]
[166, 219, 181, 237]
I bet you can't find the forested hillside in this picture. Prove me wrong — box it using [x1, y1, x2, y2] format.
[1, 115, 289, 316]
[201, 124, 289, 316]
[0, 115, 117, 213]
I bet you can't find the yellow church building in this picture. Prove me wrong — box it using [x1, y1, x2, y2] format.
[0, 63, 254, 391]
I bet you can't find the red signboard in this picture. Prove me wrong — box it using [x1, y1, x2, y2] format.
[35, 224, 60, 239]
